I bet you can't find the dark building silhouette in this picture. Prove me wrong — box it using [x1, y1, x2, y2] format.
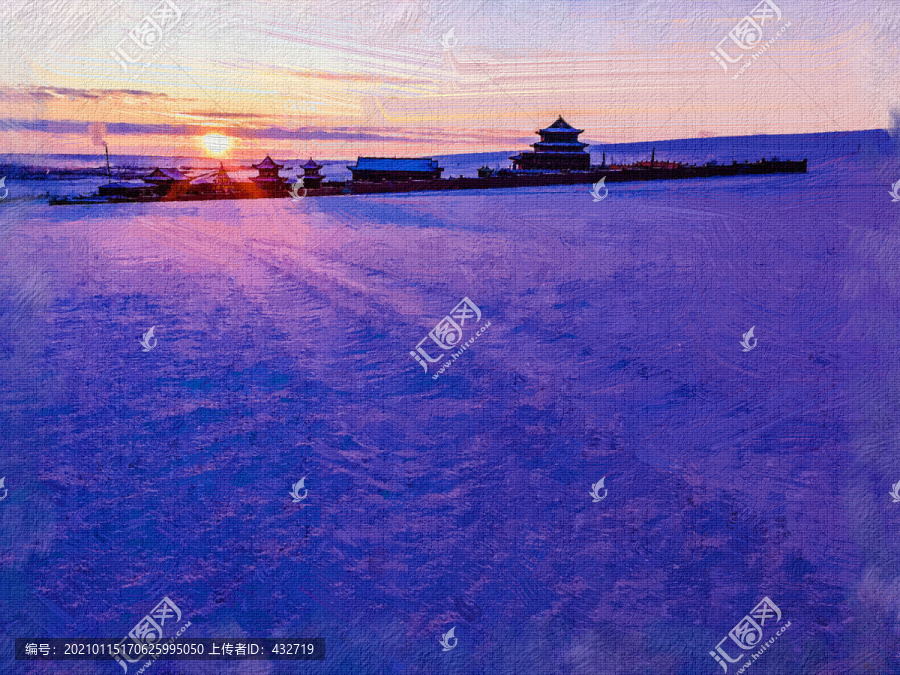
[98, 181, 157, 199]
[145, 167, 191, 196]
[299, 158, 324, 189]
[348, 157, 443, 182]
[510, 116, 590, 172]
[250, 155, 289, 194]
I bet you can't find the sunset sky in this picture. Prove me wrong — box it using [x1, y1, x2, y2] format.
[1, 0, 898, 160]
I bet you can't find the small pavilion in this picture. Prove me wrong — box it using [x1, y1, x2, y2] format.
[250, 155, 289, 194]
[300, 158, 324, 189]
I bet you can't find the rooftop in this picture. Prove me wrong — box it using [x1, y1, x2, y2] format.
[532, 141, 589, 148]
[146, 167, 188, 181]
[253, 155, 283, 169]
[103, 181, 154, 189]
[538, 116, 584, 134]
[349, 157, 441, 172]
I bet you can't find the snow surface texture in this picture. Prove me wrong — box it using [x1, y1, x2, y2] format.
[1, 130, 900, 673]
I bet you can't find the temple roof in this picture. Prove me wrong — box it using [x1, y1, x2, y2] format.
[253, 155, 283, 169]
[537, 116, 584, 134]
[348, 157, 441, 172]
[532, 141, 589, 148]
[146, 167, 188, 181]
[103, 181, 154, 189]
[302, 158, 322, 169]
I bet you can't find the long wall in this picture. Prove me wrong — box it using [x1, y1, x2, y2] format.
[348, 160, 808, 195]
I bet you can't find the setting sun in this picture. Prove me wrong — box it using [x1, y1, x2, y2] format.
[199, 133, 233, 157]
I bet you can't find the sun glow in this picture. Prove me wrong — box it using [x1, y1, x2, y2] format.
[200, 134, 233, 157]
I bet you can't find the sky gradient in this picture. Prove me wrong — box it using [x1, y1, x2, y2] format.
[1, 0, 899, 160]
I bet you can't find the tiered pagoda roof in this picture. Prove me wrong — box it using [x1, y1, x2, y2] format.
[253, 155, 283, 170]
[250, 155, 288, 190]
[531, 141, 590, 151]
[537, 116, 584, 135]
[531, 116, 589, 152]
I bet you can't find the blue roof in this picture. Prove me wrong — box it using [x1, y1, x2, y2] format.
[538, 116, 583, 134]
[104, 181, 153, 188]
[349, 157, 440, 172]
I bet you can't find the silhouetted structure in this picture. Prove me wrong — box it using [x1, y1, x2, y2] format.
[190, 163, 236, 195]
[53, 121, 809, 205]
[250, 155, 288, 194]
[52, 156, 807, 205]
[348, 157, 443, 181]
[300, 158, 324, 189]
[510, 116, 590, 172]
[611, 160, 681, 170]
[145, 167, 190, 196]
[98, 181, 157, 199]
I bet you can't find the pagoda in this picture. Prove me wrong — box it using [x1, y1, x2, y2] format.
[299, 158, 324, 189]
[213, 162, 235, 194]
[250, 155, 288, 195]
[510, 116, 590, 172]
[185, 163, 236, 196]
